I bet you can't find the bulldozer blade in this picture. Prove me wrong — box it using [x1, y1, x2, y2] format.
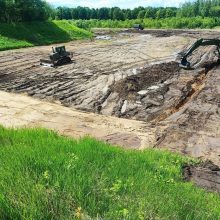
[40, 59, 54, 67]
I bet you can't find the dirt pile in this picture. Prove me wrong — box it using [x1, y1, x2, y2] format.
[102, 62, 181, 121]
[183, 161, 220, 193]
[111, 62, 179, 100]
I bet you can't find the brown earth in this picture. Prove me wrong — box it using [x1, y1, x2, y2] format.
[0, 91, 155, 149]
[0, 29, 220, 191]
[183, 161, 220, 193]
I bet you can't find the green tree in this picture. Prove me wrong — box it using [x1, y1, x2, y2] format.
[165, 8, 176, 18]
[210, 6, 220, 16]
[98, 7, 110, 20]
[0, 0, 6, 22]
[78, 6, 87, 19]
[113, 8, 124, 20]
[156, 8, 166, 19]
[90, 8, 97, 19]
[125, 9, 132, 19]
[71, 8, 79, 19]
[144, 7, 156, 19]
[137, 10, 146, 19]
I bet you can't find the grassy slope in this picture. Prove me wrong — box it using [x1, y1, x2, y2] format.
[0, 20, 92, 51]
[1, 127, 220, 219]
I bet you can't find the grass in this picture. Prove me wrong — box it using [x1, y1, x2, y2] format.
[0, 20, 92, 51]
[1, 126, 220, 219]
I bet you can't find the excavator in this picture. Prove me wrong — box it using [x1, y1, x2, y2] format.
[180, 38, 220, 69]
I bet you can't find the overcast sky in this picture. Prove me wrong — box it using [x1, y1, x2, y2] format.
[47, 0, 191, 8]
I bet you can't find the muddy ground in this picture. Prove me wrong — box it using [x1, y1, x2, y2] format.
[183, 160, 220, 194]
[0, 29, 220, 191]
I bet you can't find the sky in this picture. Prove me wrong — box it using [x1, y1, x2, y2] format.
[47, 0, 191, 9]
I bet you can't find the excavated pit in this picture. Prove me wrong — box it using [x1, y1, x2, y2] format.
[0, 29, 220, 192]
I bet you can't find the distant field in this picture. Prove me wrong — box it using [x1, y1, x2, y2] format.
[1, 126, 220, 219]
[0, 20, 92, 51]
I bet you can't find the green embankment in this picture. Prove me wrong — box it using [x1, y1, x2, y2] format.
[1, 126, 220, 219]
[0, 20, 92, 51]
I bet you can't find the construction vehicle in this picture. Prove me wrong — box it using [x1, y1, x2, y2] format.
[133, 24, 144, 31]
[40, 46, 73, 67]
[180, 38, 220, 69]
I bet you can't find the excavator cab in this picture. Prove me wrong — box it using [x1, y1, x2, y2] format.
[180, 38, 220, 69]
[180, 57, 190, 69]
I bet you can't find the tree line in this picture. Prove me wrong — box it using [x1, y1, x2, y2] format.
[56, 6, 177, 20]
[179, 0, 220, 17]
[56, 0, 220, 20]
[1, 0, 220, 23]
[0, 0, 54, 23]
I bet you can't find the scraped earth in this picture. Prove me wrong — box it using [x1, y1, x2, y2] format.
[0, 29, 220, 192]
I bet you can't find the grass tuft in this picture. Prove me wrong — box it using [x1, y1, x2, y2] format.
[0, 126, 220, 219]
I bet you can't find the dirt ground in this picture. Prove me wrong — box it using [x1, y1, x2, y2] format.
[0, 29, 219, 167]
[0, 91, 156, 149]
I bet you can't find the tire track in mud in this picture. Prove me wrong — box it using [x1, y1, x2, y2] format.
[0, 35, 184, 115]
[0, 33, 216, 123]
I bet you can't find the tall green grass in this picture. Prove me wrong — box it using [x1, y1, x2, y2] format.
[1, 126, 220, 219]
[0, 20, 92, 51]
[71, 17, 220, 30]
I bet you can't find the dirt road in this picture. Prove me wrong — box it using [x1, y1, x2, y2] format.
[0, 29, 219, 165]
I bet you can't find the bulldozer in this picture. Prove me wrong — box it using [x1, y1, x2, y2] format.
[180, 38, 220, 69]
[40, 46, 73, 67]
[133, 24, 144, 30]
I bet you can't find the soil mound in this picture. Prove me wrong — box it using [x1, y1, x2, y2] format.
[183, 161, 220, 194]
[111, 62, 180, 101]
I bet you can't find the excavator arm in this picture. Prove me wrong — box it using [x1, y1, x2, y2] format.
[181, 38, 220, 68]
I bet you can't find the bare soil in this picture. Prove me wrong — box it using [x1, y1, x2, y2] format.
[183, 161, 220, 193]
[0, 29, 219, 175]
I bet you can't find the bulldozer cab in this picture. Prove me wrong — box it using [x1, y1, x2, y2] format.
[133, 24, 144, 30]
[54, 46, 66, 55]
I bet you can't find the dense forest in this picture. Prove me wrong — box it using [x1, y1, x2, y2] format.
[55, 0, 220, 20]
[1, 0, 220, 25]
[0, 0, 54, 22]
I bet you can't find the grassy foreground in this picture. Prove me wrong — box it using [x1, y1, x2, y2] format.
[1, 127, 220, 219]
[0, 20, 92, 51]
